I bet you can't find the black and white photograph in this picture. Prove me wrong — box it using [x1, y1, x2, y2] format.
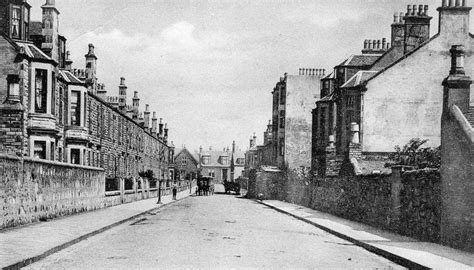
[0, 0, 473, 269]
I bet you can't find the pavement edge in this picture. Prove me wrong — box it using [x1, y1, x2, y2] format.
[255, 199, 430, 270]
[2, 195, 190, 270]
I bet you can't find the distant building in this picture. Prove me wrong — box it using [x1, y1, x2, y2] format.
[272, 69, 324, 170]
[198, 143, 245, 182]
[174, 147, 199, 181]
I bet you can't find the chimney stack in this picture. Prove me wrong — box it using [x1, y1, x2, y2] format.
[164, 123, 169, 143]
[151, 112, 157, 134]
[159, 118, 164, 138]
[403, 4, 432, 54]
[438, 0, 471, 38]
[144, 104, 150, 129]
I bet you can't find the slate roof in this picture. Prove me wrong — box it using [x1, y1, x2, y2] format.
[466, 106, 474, 127]
[15, 41, 54, 63]
[317, 91, 335, 102]
[58, 70, 84, 85]
[174, 148, 199, 164]
[200, 150, 231, 168]
[322, 71, 336, 80]
[341, 71, 378, 88]
[336, 54, 381, 67]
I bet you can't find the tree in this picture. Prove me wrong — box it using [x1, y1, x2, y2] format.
[389, 138, 440, 169]
[138, 169, 155, 180]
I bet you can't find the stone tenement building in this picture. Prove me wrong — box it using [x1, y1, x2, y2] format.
[271, 69, 324, 171]
[312, 1, 474, 176]
[0, 0, 174, 185]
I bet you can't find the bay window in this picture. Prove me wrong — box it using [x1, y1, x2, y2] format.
[34, 69, 48, 113]
[33, 141, 46, 159]
[70, 91, 81, 126]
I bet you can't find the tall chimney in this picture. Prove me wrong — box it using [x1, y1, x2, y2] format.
[118, 77, 127, 112]
[132, 91, 139, 120]
[164, 123, 169, 143]
[151, 112, 157, 134]
[159, 118, 164, 138]
[144, 104, 150, 129]
[403, 4, 432, 54]
[437, 0, 471, 39]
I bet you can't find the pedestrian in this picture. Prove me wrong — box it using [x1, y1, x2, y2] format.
[172, 181, 177, 200]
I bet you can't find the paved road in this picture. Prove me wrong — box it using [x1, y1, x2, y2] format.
[26, 195, 404, 269]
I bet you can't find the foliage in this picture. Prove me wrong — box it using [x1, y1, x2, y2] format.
[388, 138, 441, 169]
[138, 169, 155, 180]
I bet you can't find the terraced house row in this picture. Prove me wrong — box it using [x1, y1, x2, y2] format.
[0, 0, 174, 185]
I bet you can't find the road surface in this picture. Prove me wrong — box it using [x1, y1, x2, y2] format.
[26, 194, 404, 269]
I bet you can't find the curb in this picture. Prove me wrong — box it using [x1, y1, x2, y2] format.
[2, 194, 190, 270]
[255, 200, 430, 270]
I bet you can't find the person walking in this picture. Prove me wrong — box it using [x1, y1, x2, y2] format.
[172, 181, 177, 200]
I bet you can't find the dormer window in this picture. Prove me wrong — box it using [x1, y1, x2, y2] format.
[11, 6, 21, 39]
[202, 155, 210, 165]
[220, 156, 228, 165]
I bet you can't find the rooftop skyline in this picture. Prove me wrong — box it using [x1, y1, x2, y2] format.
[27, 0, 472, 151]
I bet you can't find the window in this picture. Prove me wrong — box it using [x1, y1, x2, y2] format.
[181, 158, 187, 166]
[202, 155, 210, 165]
[11, 6, 21, 38]
[71, 149, 80, 165]
[59, 87, 64, 124]
[23, 7, 29, 39]
[236, 158, 244, 165]
[346, 95, 355, 107]
[220, 156, 228, 165]
[222, 169, 228, 181]
[50, 141, 55, 160]
[279, 87, 286, 105]
[279, 138, 285, 156]
[208, 169, 215, 178]
[71, 91, 81, 125]
[58, 147, 62, 162]
[279, 110, 285, 128]
[35, 69, 47, 113]
[33, 141, 46, 159]
[51, 72, 55, 115]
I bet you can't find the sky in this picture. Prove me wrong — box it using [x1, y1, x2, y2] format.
[28, 0, 472, 152]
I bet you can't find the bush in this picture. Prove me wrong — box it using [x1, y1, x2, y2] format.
[388, 138, 440, 169]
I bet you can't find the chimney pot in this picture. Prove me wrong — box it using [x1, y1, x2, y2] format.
[418, 4, 423, 15]
[133, 91, 138, 98]
[377, 40, 381, 49]
[399, 12, 404, 23]
[367, 40, 372, 49]
[412, 5, 417, 15]
[120, 77, 125, 86]
[407, 5, 412, 15]
[449, 0, 454, 6]
[442, 0, 447, 6]
[152, 112, 156, 118]
[424, 5, 428, 16]
[145, 104, 149, 112]
[394, 12, 399, 23]
[382, 38, 386, 48]
[323, 69, 325, 76]
[462, 0, 466, 6]
[455, 0, 461, 6]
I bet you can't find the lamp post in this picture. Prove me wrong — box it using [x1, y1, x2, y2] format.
[157, 179, 162, 204]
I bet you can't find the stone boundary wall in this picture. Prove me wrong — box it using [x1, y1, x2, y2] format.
[0, 154, 104, 229]
[0, 154, 196, 230]
[254, 166, 441, 243]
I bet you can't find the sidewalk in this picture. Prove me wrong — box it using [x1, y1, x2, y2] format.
[0, 189, 193, 270]
[257, 200, 474, 270]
